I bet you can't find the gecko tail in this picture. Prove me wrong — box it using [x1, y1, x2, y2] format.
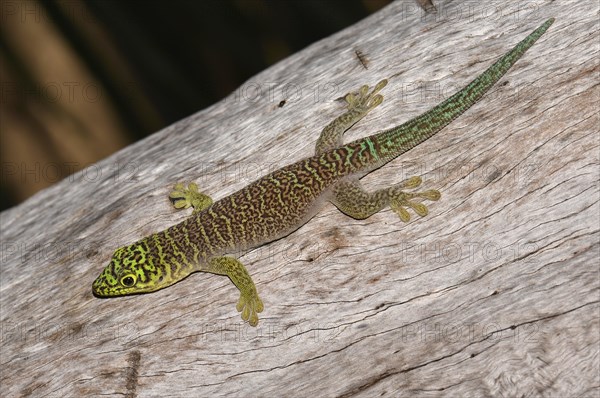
[367, 18, 554, 166]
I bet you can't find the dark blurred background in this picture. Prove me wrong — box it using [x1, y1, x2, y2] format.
[0, 0, 395, 212]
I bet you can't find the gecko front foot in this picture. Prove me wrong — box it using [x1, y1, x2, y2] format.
[236, 291, 264, 327]
[169, 182, 213, 213]
[206, 256, 263, 326]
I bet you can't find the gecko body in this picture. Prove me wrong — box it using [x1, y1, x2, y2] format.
[93, 19, 554, 326]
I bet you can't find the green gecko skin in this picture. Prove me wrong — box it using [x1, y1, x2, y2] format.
[93, 19, 554, 326]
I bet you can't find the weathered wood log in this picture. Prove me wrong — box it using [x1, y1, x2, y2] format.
[2, 1, 598, 396]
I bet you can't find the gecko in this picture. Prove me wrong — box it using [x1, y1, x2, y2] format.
[93, 19, 554, 326]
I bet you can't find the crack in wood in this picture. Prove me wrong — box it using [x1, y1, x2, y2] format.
[125, 350, 141, 398]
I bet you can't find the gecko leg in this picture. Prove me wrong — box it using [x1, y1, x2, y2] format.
[169, 182, 213, 213]
[331, 176, 441, 222]
[315, 79, 387, 155]
[207, 256, 264, 326]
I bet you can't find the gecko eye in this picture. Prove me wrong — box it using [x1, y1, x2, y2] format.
[121, 275, 136, 287]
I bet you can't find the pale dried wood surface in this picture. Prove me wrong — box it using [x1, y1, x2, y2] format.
[1, 1, 598, 397]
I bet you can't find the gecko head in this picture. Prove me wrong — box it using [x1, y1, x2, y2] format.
[92, 241, 170, 297]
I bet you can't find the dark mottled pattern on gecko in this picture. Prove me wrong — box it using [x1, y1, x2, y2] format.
[93, 19, 554, 326]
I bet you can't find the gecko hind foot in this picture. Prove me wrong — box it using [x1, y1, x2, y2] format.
[345, 79, 388, 113]
[331, 175, 440, 222]
[169, 182, 213, 213]
[390, 183, 441, 222]
[315, 79, 388, 155]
